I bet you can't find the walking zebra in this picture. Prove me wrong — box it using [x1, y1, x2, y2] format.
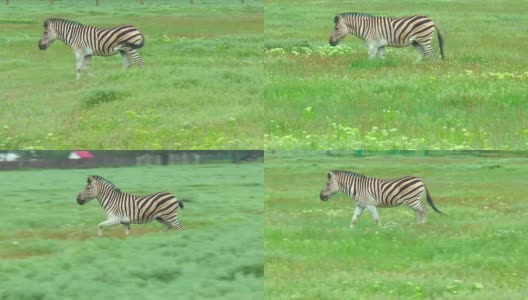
[319, 170, 444, 227]
[38, 18, 145, 79]
[76, 176, 184, 236]
[329, 13, 444, 61]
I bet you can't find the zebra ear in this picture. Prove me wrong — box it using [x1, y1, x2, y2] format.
[327, 171, 334, 179]
[334, 15, 341, 24]
[87, 176, 93, 184]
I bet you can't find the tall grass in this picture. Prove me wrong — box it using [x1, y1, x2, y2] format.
[265, 151, 528, 299]
[264, 0, 528, 150]
[0, 162, 263, 299]
[0, 0, 263, 149]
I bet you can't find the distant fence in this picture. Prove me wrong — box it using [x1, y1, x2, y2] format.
[0, 156, 136, 170]
[323, 150, 528, 158]
[0, 151, 263, 170]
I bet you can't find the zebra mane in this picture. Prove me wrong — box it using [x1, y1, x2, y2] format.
[44, 18, 84, 28]
[336, 12, 373, 22]
[330, 170, 366, 179]
[90, 175, 122, 193]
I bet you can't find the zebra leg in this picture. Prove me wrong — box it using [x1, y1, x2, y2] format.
[120, 51, 130, 69]
[378, 47, 386, 59]
[350, 206, 365, 228]
[420, 43, 436, 59]
[367, 206, 382, 226]
[412, 42, 426, 62]
[412, 205, 428, 224]
[127, 49, 144, 67]
[121, 217, 131, 235]
[367, 45, 378, 59]
[82, 55, 92, 70]
[156, 216, 184, 231]
[97, 217, 121, 237]
[74, 51, 85, 80]
[121, 223, 131, 235]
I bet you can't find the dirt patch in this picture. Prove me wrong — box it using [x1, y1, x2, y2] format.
[0, 227, 166, 242]
[0, 249, 55, 260]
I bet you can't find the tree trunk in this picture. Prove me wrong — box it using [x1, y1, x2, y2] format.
[6, 0, 9, 6]
[189, 0, 194, 3]
[96, 0, 99, 6]
[139, 0, 144, 4]
[50, 0, 54, 4]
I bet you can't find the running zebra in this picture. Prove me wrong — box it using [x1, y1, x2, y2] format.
[76, 176, 184, 236]
[38, 18, 145, 79]
[319, 170, 444, 227]
[329, 13, 444, 61]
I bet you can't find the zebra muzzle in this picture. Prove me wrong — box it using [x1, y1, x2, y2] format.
[76, 196, 84, 205]
[320, 192, 329, 201]
[38, 41, 47, 50]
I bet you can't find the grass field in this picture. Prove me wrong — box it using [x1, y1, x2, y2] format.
[0, 0, 263, 149]
[265, 151, 528, 299]
[264, 0, 528, 150]
[0, 162, 263, 299]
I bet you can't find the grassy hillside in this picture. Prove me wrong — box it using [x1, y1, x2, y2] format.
[265, 151, 528, 299]
[264, 0, 528, 150]
[0, 162, 263, 299]
[1, 0, 263, 149]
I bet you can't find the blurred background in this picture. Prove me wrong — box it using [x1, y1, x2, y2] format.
[0, 150, 263, 300]
[0, 150, 263, 169]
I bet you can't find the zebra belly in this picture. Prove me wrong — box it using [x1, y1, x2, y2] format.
[93, 49, 120, 56]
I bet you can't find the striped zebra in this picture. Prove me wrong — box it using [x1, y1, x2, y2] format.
[38, 18, 145, 79]
[76, 176, 184, 236]
[329, 13, 444, 61]
[319, 170, 444, 227]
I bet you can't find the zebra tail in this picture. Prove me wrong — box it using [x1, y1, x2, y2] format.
[177, 197, 192, 210]
[435, 26, 444, 60]
[425, 187, 446, 215]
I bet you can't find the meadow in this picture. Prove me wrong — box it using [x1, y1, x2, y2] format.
[0, 0, 263, 149]
[0, 162, 263, 299]
[265, 151, 528, 299]
[264, 0, 528, 150]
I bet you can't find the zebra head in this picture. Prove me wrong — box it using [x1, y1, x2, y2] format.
[329, 15, 348, 46]
[320, 171, 339, 201]
[76, 176, 99, 205]
[38, 19, 59, 50]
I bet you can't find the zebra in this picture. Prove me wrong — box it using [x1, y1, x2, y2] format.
[76, 176, 184, 236]
[319, 170, 444, 227]
[329, 13, 444, 61]
[38, 18, 145, 80]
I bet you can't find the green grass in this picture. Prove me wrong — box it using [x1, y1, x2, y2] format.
[264, 0, 528, 150]
[0, 162, 263, 299]
[265, 151, 528, 299]
[0, 0, 263, 149]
